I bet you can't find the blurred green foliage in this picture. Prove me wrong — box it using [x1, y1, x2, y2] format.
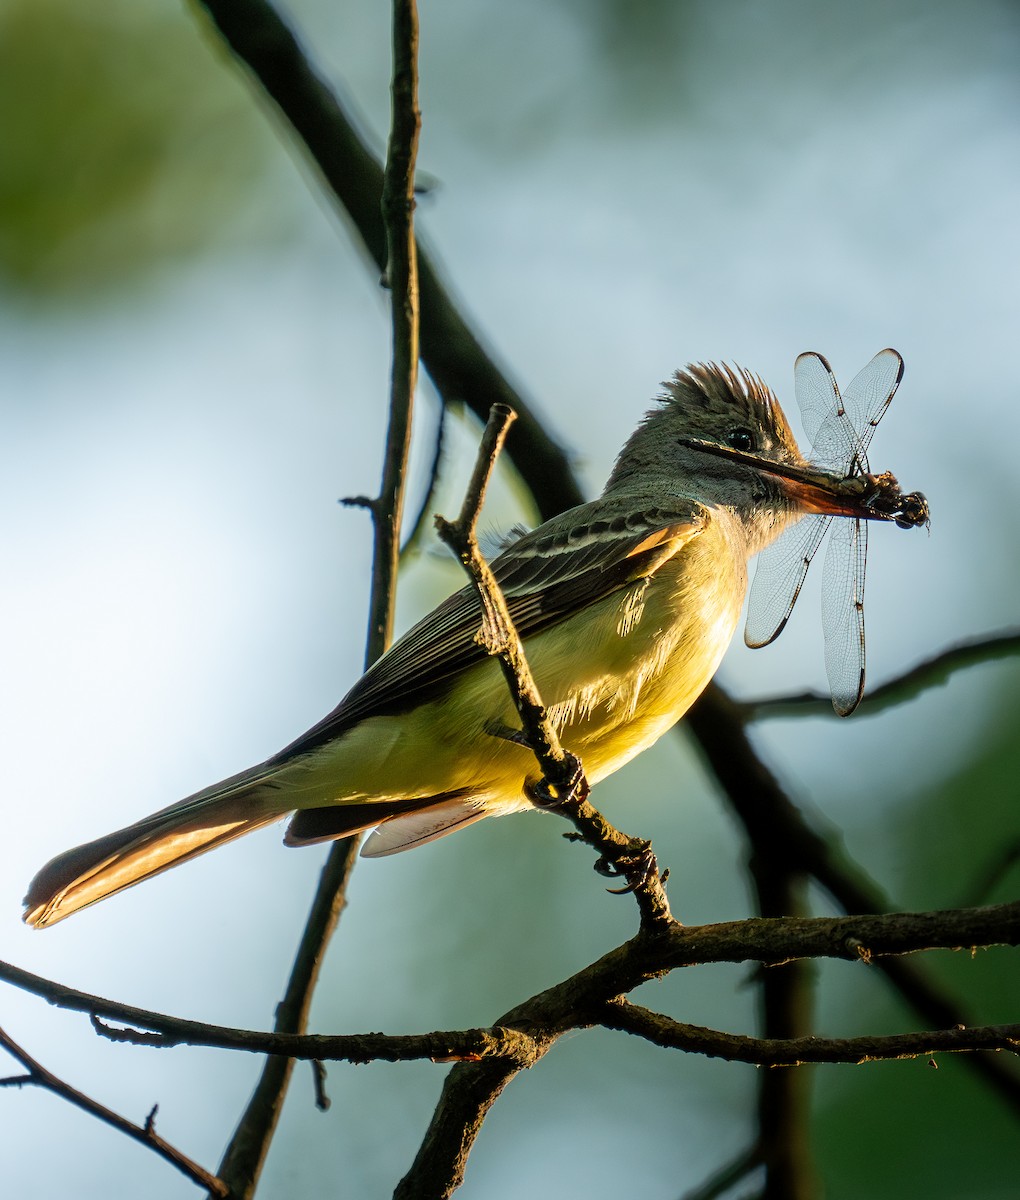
[0, 0, 278, 300]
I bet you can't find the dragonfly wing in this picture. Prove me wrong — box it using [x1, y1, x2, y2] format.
[839, 348, 904, 468]
[794, 351, 844, 461]
[745, 514, 830, 648]
[821, 515, 868, 716]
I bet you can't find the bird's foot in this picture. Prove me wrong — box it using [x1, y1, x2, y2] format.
[594, 841, 657, 894]
[526, 753, 588, 808]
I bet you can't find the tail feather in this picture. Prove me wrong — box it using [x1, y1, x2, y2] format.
[23, 770, 284, 928]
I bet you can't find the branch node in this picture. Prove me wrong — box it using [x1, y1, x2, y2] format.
[845, 937, 872, 964]
[90, 1013, 173, 1047]
[312, 1060, 331, 1112]
[340, 494, 376, 511]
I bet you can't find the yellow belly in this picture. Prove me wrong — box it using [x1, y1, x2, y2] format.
[285, 515, 747, 816]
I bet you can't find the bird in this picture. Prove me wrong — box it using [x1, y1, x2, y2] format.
[23, 360, 899, 927]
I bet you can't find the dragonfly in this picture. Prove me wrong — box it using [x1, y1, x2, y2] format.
[744, 348, 929, 715]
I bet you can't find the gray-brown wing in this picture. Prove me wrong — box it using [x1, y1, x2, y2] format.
[272, 497, 706, 760]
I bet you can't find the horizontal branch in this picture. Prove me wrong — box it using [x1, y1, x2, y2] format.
[598, 999, 1020, 1067]
[745, 630, 1020, 719]
[3, 901, 1015, 1060]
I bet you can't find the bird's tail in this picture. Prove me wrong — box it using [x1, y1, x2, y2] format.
[23, 765, 285, 928]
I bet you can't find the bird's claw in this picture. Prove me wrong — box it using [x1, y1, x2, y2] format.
[526, 754, 588, 809]
[594, 841, 657, 894]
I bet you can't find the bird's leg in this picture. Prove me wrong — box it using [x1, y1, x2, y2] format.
[484, 720, 532, 749]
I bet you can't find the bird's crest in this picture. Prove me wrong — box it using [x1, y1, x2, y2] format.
[664, 362, 796, 449]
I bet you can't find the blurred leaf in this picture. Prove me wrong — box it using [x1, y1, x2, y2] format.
[0, 0, 279, 299]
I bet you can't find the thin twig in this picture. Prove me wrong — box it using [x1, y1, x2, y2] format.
[400, 399, 447, 560]
[744, 630, 1020, 719]
[369, 0, 420, 659]
[310, 1061, 331, 1112]
[679, 1145, 761, 1200]
[208, 5, 423, 1195]
[433, 404, 571, 779]
[0, 1025, 228, 1197]
[748, 866, 816, 1198]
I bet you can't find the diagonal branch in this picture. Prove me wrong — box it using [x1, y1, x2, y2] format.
[434, 405, 673, 927]
[213, 841, 359, 1198]
[0, 1025, 227, 1197]
[194, 0, 581, 523]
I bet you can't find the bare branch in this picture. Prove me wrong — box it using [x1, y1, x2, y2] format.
[433, 404, 572, 787]
[206, 5, 424, 1195]
[193, 0, 582, 523]
[597, 1000, 1020, 1066]
[0, 1025, 227, 1197]
[369, 0, 421, 661]
[747, 867, 815, 1198]
[686, 686, 1020, 1116]
[744, 630, 1020, 719]
[394, 1055, 531, 1200]
[5, 903, 1014, 1060]
[206, 840, 360, 1198]
[392, 900, 1019, 1194]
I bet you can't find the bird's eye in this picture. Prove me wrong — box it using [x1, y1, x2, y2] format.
[726, 428, 756, 452]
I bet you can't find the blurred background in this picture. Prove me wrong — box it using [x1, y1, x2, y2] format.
[1, 0, 1018, 1196]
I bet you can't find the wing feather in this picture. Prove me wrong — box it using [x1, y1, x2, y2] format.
[272, 496, 706, 760]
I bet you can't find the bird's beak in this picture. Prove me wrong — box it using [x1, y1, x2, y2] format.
[678, 437, 928, 526]
[767, 465, 877, 518]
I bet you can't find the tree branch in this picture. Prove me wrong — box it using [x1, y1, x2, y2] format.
[207, 5, 423, 1196]
[747, 858, 816, 1197]
[686, 686, 1020, 1116]
[744, 630, 1020, 719]
[596, 1000, 1020, 1066]
[391, 901, 1019, 1196]
[434, 405, 673, 926]
[399, 399, 447, 560]
[4, 903, 1014, 1059]
[212, 839, 359, 1198]
[194, 0, 581, 523]
[0, 1025, 227, 1197]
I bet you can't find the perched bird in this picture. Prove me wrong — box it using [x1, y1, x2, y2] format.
[23, 360, 912, 927]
